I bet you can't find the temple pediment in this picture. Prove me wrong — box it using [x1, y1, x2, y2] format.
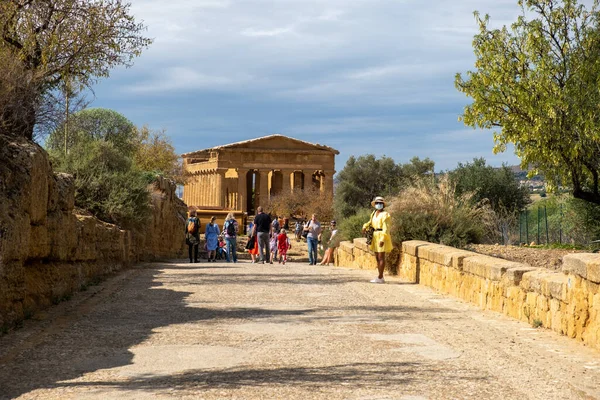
[182, 134, 339, 157]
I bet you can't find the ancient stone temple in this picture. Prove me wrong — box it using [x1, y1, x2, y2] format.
[182, 135, 338, 222]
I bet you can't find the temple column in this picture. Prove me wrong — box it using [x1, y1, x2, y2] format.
[209, 172, 215, 206]
[216, 169, 226, 208]
[199, 172, 205, 206]
[258, 169, 270, 207]
[237, 168, 249, 212]
[322, 170, 334, 195]
[190, 179, 195, 206]
[281, 169, 293, 195]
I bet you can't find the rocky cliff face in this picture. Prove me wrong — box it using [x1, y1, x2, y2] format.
[0, 134, 187, 330]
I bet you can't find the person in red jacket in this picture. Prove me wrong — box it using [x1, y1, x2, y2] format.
[277, 229, 292, 265]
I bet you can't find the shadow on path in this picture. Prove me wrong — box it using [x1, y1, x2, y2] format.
[44, 361, 490, 393]
[0, 264, 318, 399]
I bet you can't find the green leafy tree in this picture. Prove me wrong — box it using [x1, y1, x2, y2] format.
[0, 0, 152, 139]
[455, 0, 600, 205]
[47, 108, 137, 156]
[334, 155, 434, 218]
[449, 158, 530, 212]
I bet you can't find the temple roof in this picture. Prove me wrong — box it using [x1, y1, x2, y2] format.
[181, 134, 339, 157]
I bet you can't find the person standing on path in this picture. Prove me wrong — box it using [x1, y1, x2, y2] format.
[252, 206, 272, 264]
[362, 196, 393, 283]
[185, 210, 201, 263]
[304, 214, 322, 265]
[223, 212, 239, 263]
[205, 216, 220, 262]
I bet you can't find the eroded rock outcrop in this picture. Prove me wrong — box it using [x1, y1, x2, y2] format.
[0, 134, 186, 329]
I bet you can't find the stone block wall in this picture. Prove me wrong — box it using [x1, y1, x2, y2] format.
[400, 240, 600, 350]
[334, 238, 378, 271]
[0, 134, 187, 330]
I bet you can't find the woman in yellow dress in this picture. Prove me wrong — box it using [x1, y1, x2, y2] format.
[362, 196, 393, 283]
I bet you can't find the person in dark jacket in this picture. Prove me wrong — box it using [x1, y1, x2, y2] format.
[252, 206, 272, 264]
[185, 210, 201, 263]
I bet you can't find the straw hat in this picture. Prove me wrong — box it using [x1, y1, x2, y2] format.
[370, 196, 386, 207]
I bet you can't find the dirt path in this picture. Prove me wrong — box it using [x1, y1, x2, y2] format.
[0, 260, 599, 399]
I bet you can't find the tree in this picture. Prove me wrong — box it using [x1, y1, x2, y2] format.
[334, 155, 434, 218]
[449, 158, 530, 213]
[455, 0, 600, 205]
[47, 108, 137, 156]
[133, 125, 183, 183]
[0, 0, 152, 139]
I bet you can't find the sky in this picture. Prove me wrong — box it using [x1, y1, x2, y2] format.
[89, 0, 536, 172]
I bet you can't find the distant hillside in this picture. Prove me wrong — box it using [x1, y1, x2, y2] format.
[507, 165, 545, 182]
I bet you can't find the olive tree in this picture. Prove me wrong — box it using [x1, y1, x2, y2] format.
[455, 0, 600, 205]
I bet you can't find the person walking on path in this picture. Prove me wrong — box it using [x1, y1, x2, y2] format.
[277, 229, 292, 264]
[362, 196, 393, 283]
[320, 220, 339, 266]
[304, 214, 322, 265]
[185, 210, 201, 263]
[252, 206, 272, 264]
[205, 216, 220, 262]
[223, 213, 239, 263]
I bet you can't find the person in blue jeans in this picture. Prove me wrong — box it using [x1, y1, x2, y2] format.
[304, 214, 322, 265]
[223, 212, 239, 263]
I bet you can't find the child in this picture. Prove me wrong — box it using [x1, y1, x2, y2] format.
[277, 229, 291, 265]
[269, 231, 279, 264]
[217, 236, 228, 261]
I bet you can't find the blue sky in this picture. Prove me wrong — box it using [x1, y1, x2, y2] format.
[89, 0, 538, 172]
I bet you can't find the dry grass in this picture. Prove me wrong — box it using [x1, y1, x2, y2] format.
[387, 175, 496, 247]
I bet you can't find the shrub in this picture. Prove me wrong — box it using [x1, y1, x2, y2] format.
[49, 140, 151, 229]
[337, 208, 372, 242]
[387, 175, 495, 247]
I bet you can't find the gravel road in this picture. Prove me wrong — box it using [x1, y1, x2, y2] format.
[0, 260, 599, 399]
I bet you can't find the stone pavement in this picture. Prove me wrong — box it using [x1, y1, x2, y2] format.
[0, 260, 599, 399]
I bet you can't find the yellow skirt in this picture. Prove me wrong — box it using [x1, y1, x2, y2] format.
[370, 231, 393, 253]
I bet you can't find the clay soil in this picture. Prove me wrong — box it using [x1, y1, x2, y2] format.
[464, 244, 590, 272]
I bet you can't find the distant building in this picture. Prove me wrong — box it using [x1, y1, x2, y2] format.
[181, 134, 339, 224]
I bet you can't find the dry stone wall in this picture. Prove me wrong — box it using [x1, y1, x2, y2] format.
[0, 134, 187, 330]
[335, 236, 600, 350]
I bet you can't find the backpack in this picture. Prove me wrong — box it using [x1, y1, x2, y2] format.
[187, 218, 198, 234]
[226, 220, 236, 236]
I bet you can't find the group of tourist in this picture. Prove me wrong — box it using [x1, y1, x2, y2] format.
[185, 212, 240, 264]
[184, 195, 392, 283]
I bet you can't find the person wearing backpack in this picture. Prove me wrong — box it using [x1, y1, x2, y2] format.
[185, 210, 201, 263]
[223, 212, 239, 263]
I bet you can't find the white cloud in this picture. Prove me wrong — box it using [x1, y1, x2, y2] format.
[95, 0, 558, 169]
[241, 26, 295, 37]
[123, 67, 249, 93]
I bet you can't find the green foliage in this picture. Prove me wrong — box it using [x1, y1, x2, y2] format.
[455, 0, 600, 205]
[449, 158, 530, 213]
[334, 155, 434, 218]
[0, 0, 152, 139]
[47, 108, 137, 156]
[49, 140, 151, 228]
[517, 195, 600, 246]
[387, 176, 495, 247]
[337, 208, 373, 242]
